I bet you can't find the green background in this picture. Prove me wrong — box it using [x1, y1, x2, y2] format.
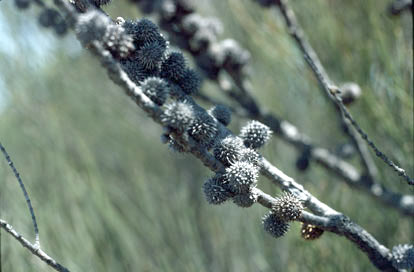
[0, 0, 412, 271]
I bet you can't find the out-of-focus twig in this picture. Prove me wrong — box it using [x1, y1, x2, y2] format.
[0, 142, 39, 247]
[270, 0, 413, 186]
[0, 219, 69, 272]
[388, 0, 413, 15]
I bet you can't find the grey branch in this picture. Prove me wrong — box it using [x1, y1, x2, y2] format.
[272, 0, 413, 186]
[131, 1, 414, 215]
[0, 219, 70, 272]
[0, 142, 40, 247]
[47, 2, 398, 269]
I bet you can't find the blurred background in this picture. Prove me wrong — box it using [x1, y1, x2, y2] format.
[0, 0, 412, 271]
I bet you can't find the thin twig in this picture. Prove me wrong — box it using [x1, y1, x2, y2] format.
[0, 219, 69, 272]
[0, 142, 40, 247]
[274, 0, 413, 186]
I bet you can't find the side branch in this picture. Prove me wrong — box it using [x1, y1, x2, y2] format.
[0, 219, 69, 272]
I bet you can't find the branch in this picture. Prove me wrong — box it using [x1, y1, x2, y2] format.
[0, 219, 69, 271]
[45, 3, 397, 269]
[271, 0, 413, 186]
[130, 0, 414, 215]
[0, 142, 39, 247]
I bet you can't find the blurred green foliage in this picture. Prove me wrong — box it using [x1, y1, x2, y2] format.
[0, 0, 412, 271]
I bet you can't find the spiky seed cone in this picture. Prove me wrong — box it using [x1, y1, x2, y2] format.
[161, 101, 195, 132]
[301, 223, 324, 240]
[161, 52, 187, 81]
[178, 68, 201, 95]
[208, 104, 231, 126]
[120, 57, 153, 85]
[123, 19, 167, 50]
[141, 77, 169, 106]
[202, 175, 232, 205]
[240, 120, 272, 149]
[188, 113, 218, 147]
[262, 212, 290, 238]
[38, 8, 59, 28]
[273, 192, 304, 221]
[225, 161, 258, 194]
[391, 244, 414, 270]
[232, 191, 257, 208]
[213, 136, 244, 166]
[240, 148, 261, 167]
[137, 41, 166, 70]
[103, 24, 135, 59]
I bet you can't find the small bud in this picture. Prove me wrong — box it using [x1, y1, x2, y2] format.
[273, 192, 304, 221]
[141, 77, 169, 106]
[213, 136, 244, 166]
[161, 101, 195, 131]
[161, 52, 187, 81]
[188, 112, 218, 148]
[208, 104, 231, 126]
[391, 244, 414, 270]
[301, 223, 324, 240]
[339, 82, 361, 105]
[225, 161, 258, 194]
[177, 68, 201, 95]
[202, 174, 232, 205]
[240, 120, 272, 149]
[233, 191, 257, 208]
[262, 212, 290, 238]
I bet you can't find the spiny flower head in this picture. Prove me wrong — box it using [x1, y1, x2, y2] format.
[137, 41, 166, 70]
[272, 192, 304, 221]
[38, 8, 59, 28]
[202, 174, 232, 205]
[391, 244, 414, 270]
[124, 18, 167, 50]
[120, 57, 153, 85]
[141, 77, 169, 106]
[240, 148, 261, 167]
[177, 68, 201, 95]
[232, 191, 257, 208]
[76, 11, 111, 46]
[301, 223, 324, 240]
[208, 104, 231, 126]
[240, 120, 272, 149]
[103, 23, 135, 59]
[161, 101, 195, 132]
[262, 212, 290, 238]
[225, 161, 258, 194]
[161, 52, 187, 81]
[188, 112, 218, 148]
[213, 136, 244, 166]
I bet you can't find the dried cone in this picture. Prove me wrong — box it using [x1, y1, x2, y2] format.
[301, 223, 324, 240]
